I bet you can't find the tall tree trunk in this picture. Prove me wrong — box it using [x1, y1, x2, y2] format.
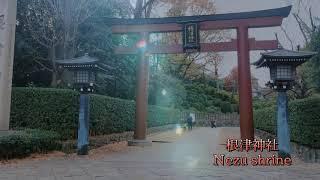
[214, 65, 218, 79]
[55, 44, 64, 60]
[69, 39, 76, 58]
[49, 46, 57, 87]
[51, 71, 57, 87]
[114, 78, 117, 97]
[55, 0, 75, 59]
[134, 0, 144, 18]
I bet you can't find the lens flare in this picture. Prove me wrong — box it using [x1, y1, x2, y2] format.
[136, 40, 147, 49]
[175, 124, 183, 135]
[162, 89, 167, 96]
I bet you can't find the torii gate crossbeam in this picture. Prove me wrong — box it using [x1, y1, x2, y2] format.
[107, 6, 291, 144]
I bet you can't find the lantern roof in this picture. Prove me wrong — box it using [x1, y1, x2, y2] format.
[253, 49, 317, 68]
[56, 53, 99, 67]
[56, 53, 113, 72]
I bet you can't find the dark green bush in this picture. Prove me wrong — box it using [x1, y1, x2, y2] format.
[0, 129, 60, 159]
[253, 98, 276, 110]
[220, 101, 232, 113]
[182, 83, 238, 112]
[205, 106, 221, 113]
[231, 104, 239, 113]
[254, 95, 320, 148]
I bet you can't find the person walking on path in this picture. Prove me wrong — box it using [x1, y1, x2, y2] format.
[211, 120, 216, 128]
[187, 114, 193, 131]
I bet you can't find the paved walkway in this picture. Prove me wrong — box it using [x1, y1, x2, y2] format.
[0, 127, 320, 180]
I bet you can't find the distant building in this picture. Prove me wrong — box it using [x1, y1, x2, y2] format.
[250, 76, 276, 99]
[251, 76, 261, 98]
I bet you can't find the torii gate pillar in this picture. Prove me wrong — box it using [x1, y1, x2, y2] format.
[128, 32, 152, 146]
[237, 26, 254, 140]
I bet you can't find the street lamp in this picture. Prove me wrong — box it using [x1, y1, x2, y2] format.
[253, 48, 317, 159]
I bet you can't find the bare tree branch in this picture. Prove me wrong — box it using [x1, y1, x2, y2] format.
[0, 14, 4, 30]
[293, 13, 309, 44]
[309, 7, 317, 32]
[279, 28, 294, 50]
[33, 59, 53, 72]
[0, 14, 4, 49]
[142, 0, 157, 14]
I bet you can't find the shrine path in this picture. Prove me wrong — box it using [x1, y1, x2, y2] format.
[0, 127, 319, 180]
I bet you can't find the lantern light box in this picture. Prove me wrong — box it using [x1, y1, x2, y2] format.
[56, 53, 111, 93]
[253, 49, 317, 91]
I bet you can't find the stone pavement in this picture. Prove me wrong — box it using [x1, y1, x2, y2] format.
[0, 127, 320, 180]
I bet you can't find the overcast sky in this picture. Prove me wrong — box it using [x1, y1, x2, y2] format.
[147, 0, 320, 86]
[212, 0, 320, 86]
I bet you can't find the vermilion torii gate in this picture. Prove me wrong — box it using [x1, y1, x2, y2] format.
[109, 6, 292, 143]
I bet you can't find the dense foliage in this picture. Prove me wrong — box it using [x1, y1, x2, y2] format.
[0, 129, 60, 160]
[182, 83, 238, 113]
[253, 98, 276, 110]
[10, 88, 182, 139]
[13, 0, 238, 113]
[304, 28, 320, 92]
[13, 0, 136, 93]
[254, 95, 320, 148]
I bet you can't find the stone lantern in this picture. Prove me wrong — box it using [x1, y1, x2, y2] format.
[254, 48, 317, 158]
[56, 53, 103, 93]
[56, 53, 110, 155]
[255, 49, 316, 91]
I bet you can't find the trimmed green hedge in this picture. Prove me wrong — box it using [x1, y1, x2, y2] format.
[89, 94, 136, 135]
[84, 95, 181, 135]
[10, 88, 182, 139]
[289, 96, 320, 148]
[254, 106, 276, 134]
[10, 88, 79, 139]
[254, 95, 320, 148]
[0, 129, 60, 159]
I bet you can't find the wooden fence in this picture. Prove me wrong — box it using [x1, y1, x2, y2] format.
[179, 112, 239, 127]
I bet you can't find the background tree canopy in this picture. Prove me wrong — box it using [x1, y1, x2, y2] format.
[304, 29, 320, 92]
[13, 0, 238, 113]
